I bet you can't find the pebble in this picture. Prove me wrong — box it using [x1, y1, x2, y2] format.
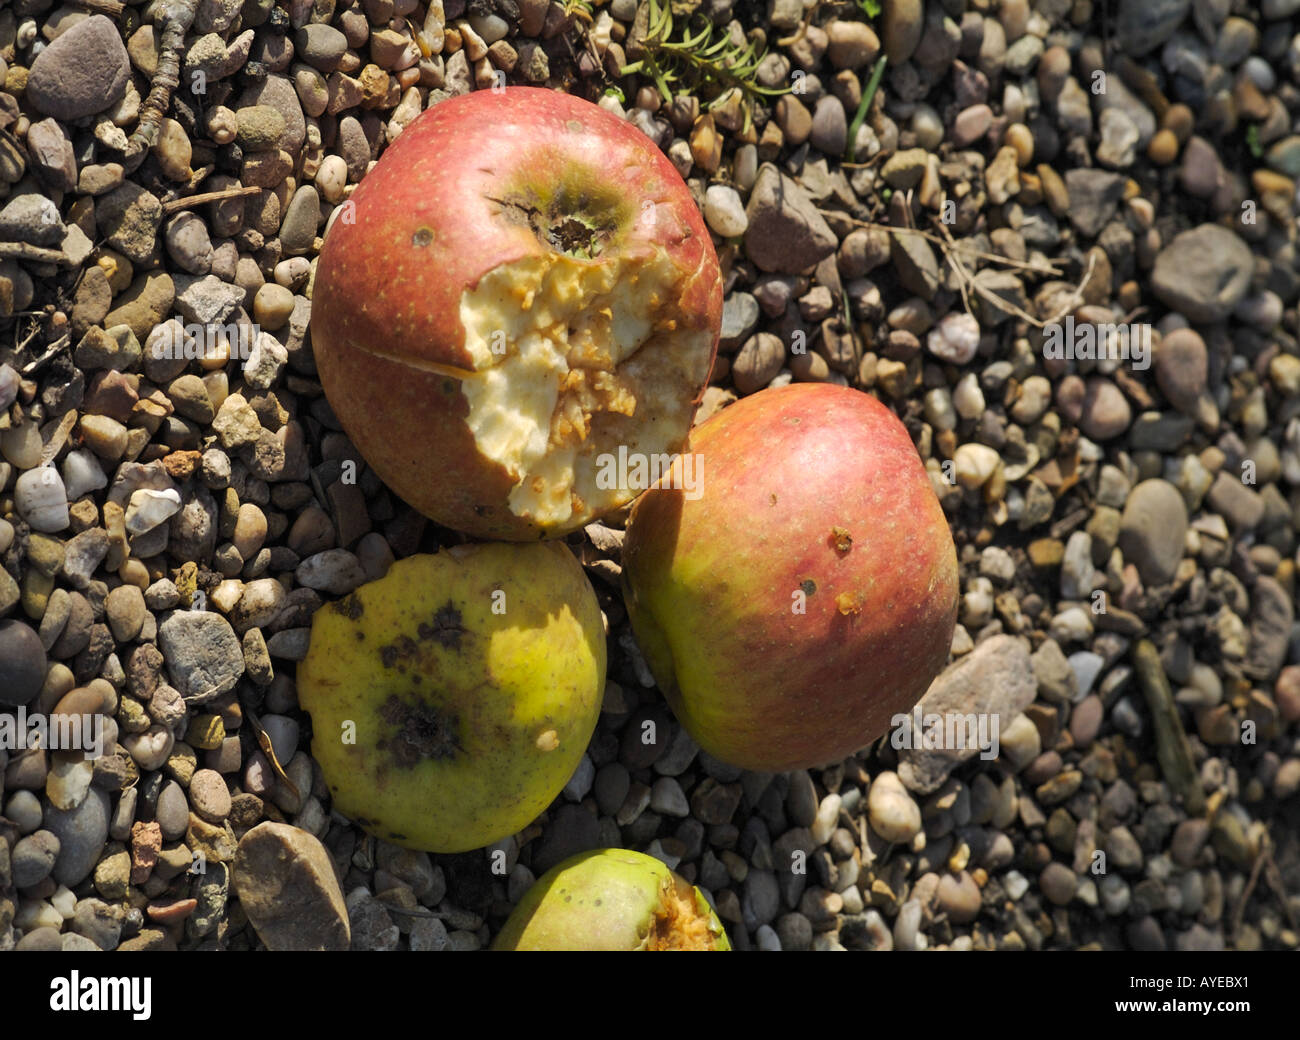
[157, 611, 245, 704]
[44, 788, 110, 887]
[1040, 862, 1078, 905]
[233, 822, 350, 950]
[0, 620, 48, 707]
[14, 467, 70, 533]
[927, 312, 980, 364]
[744, 166, 838, 274]
[867, 771, 921, 843]
[899, 636, 1036, 794]
[0, 194, 65, 246]
[1118, 479, 1188, 585]
[1151, 225, 1254, 323]
[26, 16, 130, 120]
[702, 186, 747, 238]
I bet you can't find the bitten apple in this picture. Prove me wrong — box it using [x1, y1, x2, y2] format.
[492, 849, 730, 951]
[622, 383, 959, 772]
[310, 87, 721, 540]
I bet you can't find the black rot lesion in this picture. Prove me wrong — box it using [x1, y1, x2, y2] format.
[377, 694, 463, 767]
[418, 601, 468, 651]
[332, 594, 364, 620]
[379, 633, 420, 670]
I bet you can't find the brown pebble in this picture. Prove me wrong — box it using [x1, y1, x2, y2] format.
[1147, 128, 1179, 165]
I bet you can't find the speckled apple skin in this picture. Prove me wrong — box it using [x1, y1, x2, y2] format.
[310, 87, 721, 540]
[622, 384, 959, 772]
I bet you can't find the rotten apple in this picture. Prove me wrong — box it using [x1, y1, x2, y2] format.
[310, 87, 722, 540]
[621, 383, 959, 772]
[297, 543, 606, 853]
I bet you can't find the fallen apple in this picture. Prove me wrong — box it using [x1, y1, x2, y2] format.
[310, 87, 722, 540]
[622, 383, 959, 772]
[492, 848, 730, 951]
[297, 543, 606, 853]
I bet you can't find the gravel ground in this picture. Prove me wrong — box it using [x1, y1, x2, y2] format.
[1, 0, 1299, 952]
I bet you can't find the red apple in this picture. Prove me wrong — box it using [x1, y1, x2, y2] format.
[310, 87, 721, 540]
[622, 383, 959, 772]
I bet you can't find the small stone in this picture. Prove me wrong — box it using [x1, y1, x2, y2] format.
[867, 770, 921, 843]
[1118, 479, 1188, 586]
[157, 610, 245, 704]
[26, 16, 130, 120]
[0, 620, 47, 706]
[0, 194, 65, 246]
[702, 185, 747, 238]
[1151, 225, 1254, 323]
[744, 165, 838, 274]
[14, 467, 70, 533]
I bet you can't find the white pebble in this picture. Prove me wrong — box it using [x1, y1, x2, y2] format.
[952, 372, 985, 419]
[61, 447, 108, 501]
[702, 185, 748, 238]
[14, 466, 69, 532]
[124, 487, 182, 536]
[314, 154, 348, 204]
[953, 443, 1001, 489]
[927, 312, 980, 364]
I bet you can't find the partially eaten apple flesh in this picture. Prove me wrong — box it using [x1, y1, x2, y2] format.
[311, 88, 722, 540]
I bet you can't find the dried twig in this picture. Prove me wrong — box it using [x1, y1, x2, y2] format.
[20, 333, 71, 376]
[827, 214, 1063, 277]
[776, 0, 824, 48]
[0, 242, 70, 265]
[1132, 639, 1206, 815]
[123, 0, 199, 171]
[161, 184, 263, 214]
[70, 0, 125, 16]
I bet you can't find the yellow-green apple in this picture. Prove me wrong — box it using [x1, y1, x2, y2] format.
[492, 848, 730, 951]
[622, 383, 959, 772]
[297, 543, 606, 853]
[310, 87, 721, 540]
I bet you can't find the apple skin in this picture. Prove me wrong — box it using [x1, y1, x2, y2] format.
[310, 87, 721, 541]
[622, 383, 959, 772]
[492, 848, 731, 951]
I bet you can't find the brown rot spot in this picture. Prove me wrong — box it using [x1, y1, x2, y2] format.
[800, 578, 817, 596]
[412, 227, 434, 247]
[333, 594, 364, 620]
[830, 527, 853, 554]
[418, 601, 468, 650]
[377, 694, 462, 766]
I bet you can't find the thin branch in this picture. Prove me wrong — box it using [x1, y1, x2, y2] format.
[70, 0, 125, 15]
[161, 184, 263, 214]
[123, 0, 199, 171]
[0, 243, 70, 265]
[826, 213, 1064, 276]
